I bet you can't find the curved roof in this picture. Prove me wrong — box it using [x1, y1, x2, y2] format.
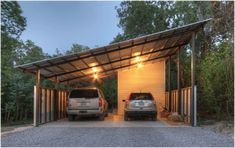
[15, 19, 211, 86]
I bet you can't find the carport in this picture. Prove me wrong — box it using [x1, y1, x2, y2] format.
[15, 19, 211, 127]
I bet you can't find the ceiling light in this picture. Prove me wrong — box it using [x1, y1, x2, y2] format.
[137, 63, 143, 68]
[135, 56, 141, 62]
[94, 73, 98, 79]
[133, 52, 141, 56]
[92, 67, 97, 72]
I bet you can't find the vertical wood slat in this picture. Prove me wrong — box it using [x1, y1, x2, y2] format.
[63, 91, 66, 117]
[57, 91, 60, 120]
[183, 89, 186, 119]
[41, 89, 45, 123]
[166, 92, 169, 110]
[176, 91, 178, 113]
[61, 91, 63, 118]
[64, 91, 66, 118]
[166, 87, 193, 124]
[54, 90, 57, 121]
[61, 91, 64, 118]
[61, 91, 63, 119]
[39, 88, 41, 124]
[185, 89, 188, 122]
[58, 91, 61, 119]
[33, 86, 37, 126]
[46, 89, 50, 122]
[188, 88, 191, 123]
[64, 91, 66, 117]
[33, 87, 68, 125]
[51, 90, 54, 121]
[181, 89, 184, 115]
[167, 92, 169, 110]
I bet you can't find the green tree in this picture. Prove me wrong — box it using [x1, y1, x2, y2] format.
[66, 44, 89, 54]
[112, 1, 173, 43]
[1, 1, 27, 123]
[1, 1, 26, 37]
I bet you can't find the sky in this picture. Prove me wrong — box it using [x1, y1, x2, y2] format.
[19, 1, 122, 55]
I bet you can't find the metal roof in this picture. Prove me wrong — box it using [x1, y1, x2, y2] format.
[15, 19, 211, 86]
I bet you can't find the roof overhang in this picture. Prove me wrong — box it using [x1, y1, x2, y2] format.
[15, 19, 211, 86]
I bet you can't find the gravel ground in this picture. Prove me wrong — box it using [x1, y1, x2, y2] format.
[1, 120, 234, 147]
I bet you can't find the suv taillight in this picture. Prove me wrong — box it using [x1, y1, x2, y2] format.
[99, 98, 102, 107]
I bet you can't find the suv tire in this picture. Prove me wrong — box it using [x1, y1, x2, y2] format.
[124, 114, 128, 121]
[68, 115, 75, 121]
[151, 115, 156, 121]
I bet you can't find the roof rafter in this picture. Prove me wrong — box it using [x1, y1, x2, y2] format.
[60, 52, 176, 83]
[46, 42, 188, 79]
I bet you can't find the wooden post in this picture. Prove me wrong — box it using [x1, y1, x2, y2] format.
[34, 67, 40, 127]
[168, 56, 171, 112]
[191, 32, 196, 126]
[177, 48, 181, 114]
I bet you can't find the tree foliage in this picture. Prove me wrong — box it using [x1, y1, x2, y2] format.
[1, 1, 26, 38]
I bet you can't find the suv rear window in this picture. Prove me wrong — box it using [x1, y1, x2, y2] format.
[129, 93, 153, 100]
[69, 89, 98, 98]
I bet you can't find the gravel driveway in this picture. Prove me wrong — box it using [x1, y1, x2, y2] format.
[1, 119, 234, 147]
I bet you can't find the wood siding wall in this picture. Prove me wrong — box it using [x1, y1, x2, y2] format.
[165, 87, 191, 124]
[34, 86, 68, 125]
[117, 60, 165, 115]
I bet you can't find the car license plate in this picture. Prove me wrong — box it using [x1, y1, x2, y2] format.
[138, 101, 144, 106]
[80, 102, 87, 106]
[79, 110, 87, 113]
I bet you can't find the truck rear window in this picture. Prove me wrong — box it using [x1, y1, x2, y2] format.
[129, 93, 153, 100]
[69, 89, 98, 98]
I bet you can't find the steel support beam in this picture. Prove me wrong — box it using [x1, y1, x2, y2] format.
[191, 32, 196, 126]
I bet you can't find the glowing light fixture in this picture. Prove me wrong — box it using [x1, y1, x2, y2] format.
[137, 63, 143, 68]
[133, 52, 141, 56]
[135, 56, 141, 63]
[90, 63, 97, 67]
[92, 67, 97, 72]
[94, 73, 98, 79]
